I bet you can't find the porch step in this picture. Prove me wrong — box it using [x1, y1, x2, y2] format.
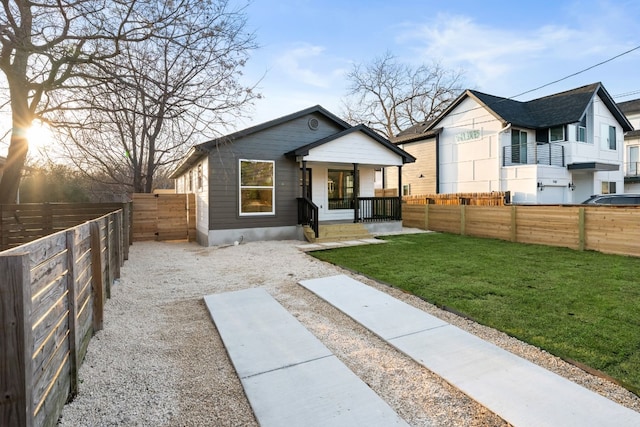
[304, 223, 372, 243]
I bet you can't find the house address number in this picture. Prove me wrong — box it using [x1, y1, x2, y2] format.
[456, 129, 481, 142]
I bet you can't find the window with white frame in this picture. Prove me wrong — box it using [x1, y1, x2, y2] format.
[239, 159, 275, 215]
[402, 184, 411, 196]
[549, 125, 565, 142]
[601, 181, 617, 194]
[629, 146, 639, 175]
[600, 124, 616, 150]
[197, 163, 203, 191]
[577, 116, 587, 142]
[188, 170, 193, 192]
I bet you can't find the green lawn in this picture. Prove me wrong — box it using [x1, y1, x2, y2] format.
[310, 233, 640, 394]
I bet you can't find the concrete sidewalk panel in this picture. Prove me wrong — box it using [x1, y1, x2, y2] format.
[205, 287, 409, 427]
[204, 288, 331, 378]
[299, 274, 640, 427]
[243, 356, 409, 427]
[299, 275, 447, 340]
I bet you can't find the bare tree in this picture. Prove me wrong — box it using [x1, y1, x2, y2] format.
[342, 51, 465, 139]
[0, 0, 158, 203]
[53, 0, 259, 193]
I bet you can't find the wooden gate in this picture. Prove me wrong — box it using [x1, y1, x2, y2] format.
[132, 193, 195, 242]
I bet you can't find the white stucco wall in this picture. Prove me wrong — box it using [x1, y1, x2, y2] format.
[438, 97, 505, 194]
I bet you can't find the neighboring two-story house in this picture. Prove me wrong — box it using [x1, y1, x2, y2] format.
[617, 99, 640, 193]
[391, 82, 633, 204]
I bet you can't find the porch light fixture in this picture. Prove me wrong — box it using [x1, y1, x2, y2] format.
[568, 182, 576, 191]
[419, 174, 425, 178]
[537, 182, 544, 191]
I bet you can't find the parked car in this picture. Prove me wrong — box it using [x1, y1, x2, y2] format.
[581, 194, 640, 205]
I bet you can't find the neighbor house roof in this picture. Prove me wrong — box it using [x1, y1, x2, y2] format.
[169, 105, 351, 179]
[618, 98, 640, 115]
[286, 124, 416, 164]
[402, 82, 633, 136]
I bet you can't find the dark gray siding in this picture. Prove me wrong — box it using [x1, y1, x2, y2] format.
[208, 112, 344, 231]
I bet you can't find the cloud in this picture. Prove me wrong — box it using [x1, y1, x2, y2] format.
[397, 11, 629, 96]
[274, 44, 335, 88]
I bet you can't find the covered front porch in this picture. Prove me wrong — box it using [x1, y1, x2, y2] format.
[286, 124, 414, 241]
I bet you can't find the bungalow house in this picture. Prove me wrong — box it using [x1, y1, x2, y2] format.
[169, 105, 415, 246]
[389, 82, 633, 204]
[617, 99, 640, 193]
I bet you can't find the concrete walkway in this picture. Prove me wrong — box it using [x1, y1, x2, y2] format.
[204, 288, 408, 427]
[299, 274, 640, 427]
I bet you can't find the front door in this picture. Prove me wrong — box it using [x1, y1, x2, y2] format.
[328, 169, 354, 210]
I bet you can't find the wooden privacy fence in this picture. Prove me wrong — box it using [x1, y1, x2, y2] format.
[403, 204, 640, 257]
[403, 192, 510, 206]
[0, 202, 131, 254]
[1, 209, 124, 427]
[132, 193, 195, 242]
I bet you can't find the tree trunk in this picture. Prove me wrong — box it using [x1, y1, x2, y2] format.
[0, 133, 29, 204]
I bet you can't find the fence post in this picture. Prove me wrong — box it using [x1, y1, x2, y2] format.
[43, 203, 53, 236]
[65, 230, 79, 399]
[460, 205, 466, 235]
[424, 204, 429, 230]
[113, 212, 122, 279]
[90, 221, 104, 332]
[122, 203, 131, 261]
[1, 253, 33, 427]
[105, 217, 112, 299]
[511, 205, 517, 242]
[578, 207, 586, 251]
[0, 204, 6, 251]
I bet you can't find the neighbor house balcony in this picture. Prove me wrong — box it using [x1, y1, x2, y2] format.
[625, 162, 640, 177]
[503, 142, 565, 167]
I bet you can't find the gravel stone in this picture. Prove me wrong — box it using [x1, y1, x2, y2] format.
[57, 240, 640, 426]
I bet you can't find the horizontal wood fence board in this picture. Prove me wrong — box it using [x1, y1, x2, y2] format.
[1, 209, 125, 427]
[401, 204, 640, 258]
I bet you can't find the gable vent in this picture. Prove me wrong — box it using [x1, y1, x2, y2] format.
[308, 118, 319, 130]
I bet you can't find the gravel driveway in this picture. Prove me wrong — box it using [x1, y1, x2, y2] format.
[57, 240, 640, 426]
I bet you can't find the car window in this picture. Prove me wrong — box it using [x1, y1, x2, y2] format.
[597, 197, 612, 204]
[610, 197, 629, 205]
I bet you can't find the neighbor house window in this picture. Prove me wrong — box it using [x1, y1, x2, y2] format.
[549, 125, 565, 142]
[239, 159, 275, 215]
[601, 181, 617, 194]
[403, 184, 411, 196]
[328, 169, 354, 209]
[601, 124, 616, 150]
[188, 170, 193, 192]
[577, 116, 587, 142]
[511, 129, 527, 164]
[197, 163, 203, 191]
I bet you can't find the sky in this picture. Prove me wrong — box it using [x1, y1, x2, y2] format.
[3, 0, 640, 157]
[237, 0, 640, 128]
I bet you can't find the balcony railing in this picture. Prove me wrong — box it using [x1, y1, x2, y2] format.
[503, 142, 565, 167]
[297, 197, 319, 238]
[357, 197, 401, 222]
[626, 162, 640, 176]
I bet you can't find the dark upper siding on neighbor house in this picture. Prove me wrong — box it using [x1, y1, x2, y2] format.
[208, 112, 346, 231]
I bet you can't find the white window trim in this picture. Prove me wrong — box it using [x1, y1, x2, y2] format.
[239, 159, 275, 216]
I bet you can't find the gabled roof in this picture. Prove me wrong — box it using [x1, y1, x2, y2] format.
[286, 124, 416, 164]
[169, 105, 352, 179]
[413, 82, 633, 135]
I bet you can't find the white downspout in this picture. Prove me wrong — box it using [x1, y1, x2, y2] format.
[496, 122, 512, 192]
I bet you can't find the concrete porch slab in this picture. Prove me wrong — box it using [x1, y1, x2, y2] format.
[204, 287, 408, 427]
[299, 275, 640, 427]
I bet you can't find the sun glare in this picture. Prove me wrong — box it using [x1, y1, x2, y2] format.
[26, 122, 54, 153]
